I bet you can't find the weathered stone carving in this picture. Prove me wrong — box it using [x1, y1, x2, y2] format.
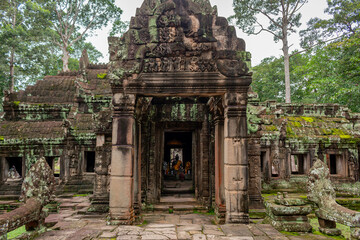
[0, 157, 55, 235]
[264, 192, 312, 232]
[307, 159, 360, 239]
[109, 0, 251, 88]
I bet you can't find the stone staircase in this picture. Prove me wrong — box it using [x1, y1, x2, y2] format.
[0, 179, 22, 201]
[152, 180, 207, 213]
[56, 176, 94, 195]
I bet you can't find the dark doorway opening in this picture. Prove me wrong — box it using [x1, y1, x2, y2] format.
[85, 151, 95, 173]
[46, 157, 60, 177]
[260, 152, 266, 174]
[5, 157, 22, 179]
[162, 131, 193, 197]
[291, 155, 305, 175]
[330, 154, 337, 174]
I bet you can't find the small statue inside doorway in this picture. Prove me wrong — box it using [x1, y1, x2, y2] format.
[8, 165, 21, 179]
[173, 154, 182, 172]
[185, 161, 191, 175]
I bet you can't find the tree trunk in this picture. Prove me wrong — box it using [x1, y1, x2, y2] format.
[282, 32, 291, 103]
[9, 2, 17, 93]
[61, 45, 70, 72]
[9, 47, 15, 93]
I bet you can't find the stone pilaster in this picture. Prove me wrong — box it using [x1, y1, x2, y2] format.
[91, 134, 111, 212]
[248, 137, 263, 209]
[200, 108, 210, 204]
[109, 93, 136, 225]
[223, 92, 249, 224]
[214, 111, 226, 224]
[133, 120, 142, 216]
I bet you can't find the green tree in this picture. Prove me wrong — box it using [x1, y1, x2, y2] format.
[40, 0, 123, 72]
[300, 0, 360, 112]
[231, 0, 308, 103]
[252, 53, 310, 103]
[0, 0, 51, 92]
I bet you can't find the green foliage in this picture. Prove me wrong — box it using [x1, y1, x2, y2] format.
[7, 225, 26, 239]
[97, 73, 107, 79]
[231, 0, 306, 42]
[0, 0, 105, 111]
[252, 53, 310, 103]
[0, 0, 52, 94]
[298, 0, 360, 112]
[38, 0, 122, 71]
[231, 0, 308, 103]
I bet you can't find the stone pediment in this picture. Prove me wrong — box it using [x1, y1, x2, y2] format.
[109, 0, 252, 94]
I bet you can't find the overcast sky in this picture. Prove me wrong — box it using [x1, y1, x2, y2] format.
[88, 0, 328, 66]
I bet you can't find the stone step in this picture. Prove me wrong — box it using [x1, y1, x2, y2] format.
[159, 196, 197, 205]
[0, 190, 22, 196]
[0, 195, 20, 201]
[152, 204, 207, 213]
[162, 189, 194, 194]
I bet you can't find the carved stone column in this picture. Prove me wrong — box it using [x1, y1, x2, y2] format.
[109, 93, 136, 225]
[223, 92, 249, 224]
[248, 137, 263, 209]
[133, 120, 142, 216]
[214, 109, 226, 224]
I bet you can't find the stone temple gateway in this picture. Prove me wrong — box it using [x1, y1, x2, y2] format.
[0, 0, 359, 229]
[107, 0, 252, 224]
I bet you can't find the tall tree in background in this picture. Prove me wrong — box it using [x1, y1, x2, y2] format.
[41, 0, 123, 72]
[0, 0, 51, 92]
[252, 53, 310, 103]
[231, 0, 308, 103]
[300, 0, 360, 112]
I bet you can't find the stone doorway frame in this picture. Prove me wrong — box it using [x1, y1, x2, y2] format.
[160, 124, 200, 201]
[109, 72, 251, 225]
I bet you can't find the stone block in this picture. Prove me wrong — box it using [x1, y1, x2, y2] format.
[111, 146, 134, 176]
[224, 117, 247, 138]
[265, 202, 312, 216]
[319, 227, 341, 236]
[224, 165, 248, 191]
[224, 138, 247, 165]
[226, 191, 249, 215]
[112, 117, 134, 145]
[109, 176, 133, 210]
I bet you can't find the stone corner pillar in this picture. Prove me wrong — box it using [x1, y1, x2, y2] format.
[109, 93, 136, 225]
[223, 92, 249, 224]
[214, 106, 226, 224]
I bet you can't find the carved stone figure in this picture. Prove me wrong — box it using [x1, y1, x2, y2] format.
[307, 159, 360, 239]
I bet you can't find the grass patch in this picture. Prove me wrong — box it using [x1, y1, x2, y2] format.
[280, 231, 300, 236]
[249, 210, 266, 219]
[193, 209, 215, 215]
[336, 199, 360, 211]
[309, 218, 348, 239]
[73, 193, 90, 197]
[7, 226, 26, 239]
[137, 219, 148, 227]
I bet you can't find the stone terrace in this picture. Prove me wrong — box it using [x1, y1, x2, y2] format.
[22, 196, 338, 240]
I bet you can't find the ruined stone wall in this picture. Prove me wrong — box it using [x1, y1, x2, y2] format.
[247, 96, 360, 193]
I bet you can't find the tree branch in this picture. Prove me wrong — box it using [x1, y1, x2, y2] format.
[254, 19, 282, 39]
[68, 0, 82, 39]
[289, 0, 307, 21]
[290, 35, 343, 58]
[69, 11, 96, 47]
[247, 4, 283, 30]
